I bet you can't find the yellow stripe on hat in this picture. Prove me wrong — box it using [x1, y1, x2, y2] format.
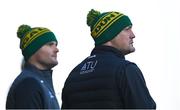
[21, 28, 50, 50]
[91, 12, 123, 38]
[95, 14, 123, 38]
[92, 13, 110, 32]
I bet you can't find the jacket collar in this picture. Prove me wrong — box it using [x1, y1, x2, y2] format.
[24, 63, 53, 78]
[91, 45, 125, 59]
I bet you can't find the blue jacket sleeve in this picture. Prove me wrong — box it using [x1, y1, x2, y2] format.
[7, 78, 44, 109]
[119, 63, 156, 109]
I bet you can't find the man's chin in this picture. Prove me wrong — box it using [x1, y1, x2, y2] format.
[53, 61, 58, 66]
[50, 61, 58, 68]
[131, 48, 135, 52]
[125, 48, 135, 55]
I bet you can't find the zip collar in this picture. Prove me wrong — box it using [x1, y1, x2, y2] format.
[91, 45, 125, 59]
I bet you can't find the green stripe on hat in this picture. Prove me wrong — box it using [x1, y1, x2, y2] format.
[22, 32, 57, 61]
[94, 15, 132, 45]
[87, 9, 132, 46]
[17, 24, 58, 61]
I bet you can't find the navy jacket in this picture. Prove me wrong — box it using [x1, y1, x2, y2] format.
[6, 63, 60, 109]
[62, 46, 156, 109]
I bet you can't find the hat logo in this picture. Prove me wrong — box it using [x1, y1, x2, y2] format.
[21, 28, 50, 50]
[91, 12, 123, 38]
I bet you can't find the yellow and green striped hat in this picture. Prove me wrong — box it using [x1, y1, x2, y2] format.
[87, 9, 132, 45]
[17, 24, 57, 61]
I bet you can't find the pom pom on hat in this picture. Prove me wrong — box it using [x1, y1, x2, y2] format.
[17, 25, 32, 39]
[87, 9, 101, 27]
[87, 9, 132, 45]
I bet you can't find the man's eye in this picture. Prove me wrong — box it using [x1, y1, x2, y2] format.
[47, 42, 54, 46]
[124, 26, 132, 30]
[125, 27, 130, 30]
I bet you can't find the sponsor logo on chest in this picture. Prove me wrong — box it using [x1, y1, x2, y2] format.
[80, 60, 98, 74]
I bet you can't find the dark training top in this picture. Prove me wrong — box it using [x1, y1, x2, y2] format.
[6, 63, 60, 109]
[62, 45, 156, 109]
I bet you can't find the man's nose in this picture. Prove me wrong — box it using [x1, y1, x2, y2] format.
[55, 46, 59, 53]
[53, 45, 59, 53]
[131, 31, 135, 39]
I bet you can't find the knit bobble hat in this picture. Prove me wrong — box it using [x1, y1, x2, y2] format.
[87, 9, 132, 45]
[17, 24, 57, 61]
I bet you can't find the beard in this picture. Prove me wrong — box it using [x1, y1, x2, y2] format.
[38, 58, 58, 70]
[122, 46, 135, 55]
